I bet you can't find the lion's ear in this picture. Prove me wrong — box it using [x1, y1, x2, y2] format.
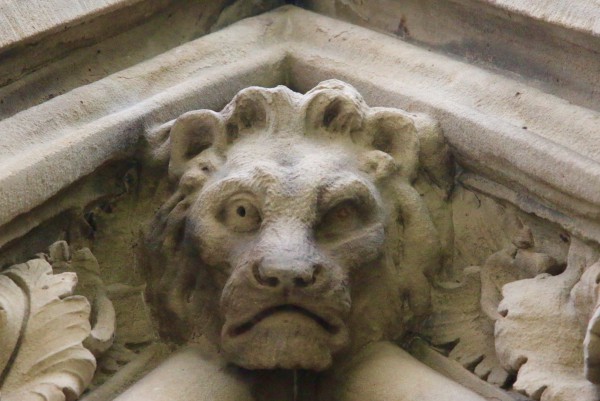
[367, 109, 420, 181]
[169, 110, 223, 179]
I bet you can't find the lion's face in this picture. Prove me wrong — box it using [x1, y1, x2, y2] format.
[186, 135, 387, 369]
[141, 80, 449, 372]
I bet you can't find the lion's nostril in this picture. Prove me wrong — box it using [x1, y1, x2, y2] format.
[253, 261, 322, 289]
[293, 264, 321, 288]
[265, 276, 280, 287]
[294, 277, 310, 288]
[252, 263, 264, 285]
[312, 264, 322, 282]
[253, 262, 281, 287]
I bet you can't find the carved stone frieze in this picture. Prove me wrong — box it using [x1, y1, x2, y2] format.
[133, 80, 600, 401]
[0, 77, 598, 401]
[1, 1, 599, 401]
[1, 77, 599, 401]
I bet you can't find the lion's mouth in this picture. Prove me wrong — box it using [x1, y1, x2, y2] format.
[228, 304, 340, 337]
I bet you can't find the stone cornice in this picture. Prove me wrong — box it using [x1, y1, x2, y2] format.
[0, 5, 598, 246]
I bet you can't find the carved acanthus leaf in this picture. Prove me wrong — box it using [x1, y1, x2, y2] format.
[0, 275, 26, 375]
[48, 242, 116, 357]
[0, 259, 96, 401]
[573, 261, 600, 383]
[426, 267, 509, 386]
[426, 220, 565, 390]
[495, 239, 600, 401]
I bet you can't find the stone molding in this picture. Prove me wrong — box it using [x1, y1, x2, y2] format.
[303, 0, 600, 112]
[0, 0, 145, 50]
[0, 6, 599, 250]
[1, 6, 600, 400]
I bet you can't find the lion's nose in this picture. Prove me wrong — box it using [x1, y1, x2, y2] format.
[252, 261, 322, 289]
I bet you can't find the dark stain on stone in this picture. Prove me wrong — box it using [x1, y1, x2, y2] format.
[395, 15, 409, 38]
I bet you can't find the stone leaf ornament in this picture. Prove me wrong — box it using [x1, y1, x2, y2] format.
[0, 258, 96, 401]
[427, 223, 562, 389]
[46, 241, 116, 357]
[427, 266, 510, 386]
[576, 261, 600, 384]
[495, 238, 600, 401]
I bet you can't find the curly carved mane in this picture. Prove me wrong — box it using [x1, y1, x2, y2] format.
[139, 80, 453, 352]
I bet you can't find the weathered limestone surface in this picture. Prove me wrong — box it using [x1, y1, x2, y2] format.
[0, 0, 145, 49]
[0, 0, 284, 117]
[303, 0, 600, 111]
[1, 3, 600, 401]
[2, 7, 599, 254]
[112, 345, 254, 401]
[484, 0, 600, 35]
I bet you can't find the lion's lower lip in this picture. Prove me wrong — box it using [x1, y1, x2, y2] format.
[228, 304, 340, 337]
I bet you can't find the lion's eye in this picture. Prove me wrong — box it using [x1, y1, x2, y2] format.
[316, 201, 362, 241]
[221, 198, 261, 233]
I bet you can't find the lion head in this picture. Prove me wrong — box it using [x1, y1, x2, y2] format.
[140, 80, 451, 371]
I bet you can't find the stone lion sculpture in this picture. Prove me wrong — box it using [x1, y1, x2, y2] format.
[139, 80, 485, 400]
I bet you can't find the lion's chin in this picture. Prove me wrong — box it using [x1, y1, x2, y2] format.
[221, 310, 349, 371]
